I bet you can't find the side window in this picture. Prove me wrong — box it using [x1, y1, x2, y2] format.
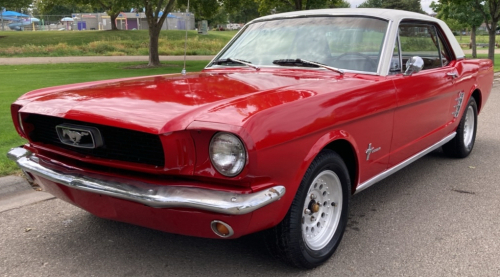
[398, 23, 450, 71]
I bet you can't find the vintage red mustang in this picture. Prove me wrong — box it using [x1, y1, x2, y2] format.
[8, 9, 493, 268]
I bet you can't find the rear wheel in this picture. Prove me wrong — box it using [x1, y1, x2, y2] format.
[443, 97, 478, 158]
[265, 149, 350, 269]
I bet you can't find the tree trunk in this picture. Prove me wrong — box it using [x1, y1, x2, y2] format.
[110, 13, 119, 30]
[294, 0, 302, 10]
[143, 0, 175, 67]
[488, 20, 497, 64]
[471, 26, 477, 58]
[148, 26, 161, 66]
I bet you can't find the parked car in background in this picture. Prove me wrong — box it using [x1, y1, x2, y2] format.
[8, 8, 493, 268]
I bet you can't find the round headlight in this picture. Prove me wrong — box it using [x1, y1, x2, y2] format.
[209, 132, 246, 177]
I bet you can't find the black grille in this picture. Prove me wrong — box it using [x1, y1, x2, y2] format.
[26, 114, 165, 167]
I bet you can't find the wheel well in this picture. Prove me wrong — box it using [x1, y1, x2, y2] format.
[472, 89, 482, 112]
[324, 140, 357, 194]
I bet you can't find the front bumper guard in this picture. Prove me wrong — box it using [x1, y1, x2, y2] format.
[7, 147, 285, 215]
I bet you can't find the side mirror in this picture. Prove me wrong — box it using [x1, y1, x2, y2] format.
[404, 56, 424, 76]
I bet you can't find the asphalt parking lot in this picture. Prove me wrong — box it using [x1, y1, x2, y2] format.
[1, 84, 499, 277]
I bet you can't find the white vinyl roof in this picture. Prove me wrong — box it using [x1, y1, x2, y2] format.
[248, 8, 464, 75]
[252, 8, 435, 23]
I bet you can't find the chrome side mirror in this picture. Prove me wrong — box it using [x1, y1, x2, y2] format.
[404, 56, 424, 76]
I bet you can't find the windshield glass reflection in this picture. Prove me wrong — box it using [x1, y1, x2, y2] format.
[214, 16, 388, 73]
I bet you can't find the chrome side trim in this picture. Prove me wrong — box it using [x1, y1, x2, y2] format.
[377, 19, 392, 75]
[7, 148, 285, 215]
[354, 132, 456, 194]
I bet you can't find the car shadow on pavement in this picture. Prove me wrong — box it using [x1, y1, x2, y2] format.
[17, 144, 494, 275]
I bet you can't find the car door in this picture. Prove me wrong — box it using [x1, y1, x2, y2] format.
[387, 21, 459, 167]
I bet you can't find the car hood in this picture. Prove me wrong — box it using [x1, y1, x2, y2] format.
[17, 70, 374, 134]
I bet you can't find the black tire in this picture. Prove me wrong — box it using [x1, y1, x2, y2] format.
[264, 149, 350, 269]
[443, 97, 478, 158]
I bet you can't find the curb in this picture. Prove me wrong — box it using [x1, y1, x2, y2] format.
[0, 175, 54, 213]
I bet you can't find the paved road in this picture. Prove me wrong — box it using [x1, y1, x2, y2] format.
[0, 49, 497, 65]
[0, 56, 215, 65]
[463, 48, 500, 55]
[1, 87, 499, 277]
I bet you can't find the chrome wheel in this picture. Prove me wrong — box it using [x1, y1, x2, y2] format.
[302, 170, 343, 251]
[442, 97, 478, 158]
[463, 105, 475, 149]
[264, 150, 349, 268]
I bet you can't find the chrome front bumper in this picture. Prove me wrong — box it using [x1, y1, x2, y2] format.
[7, 147, 285, 215]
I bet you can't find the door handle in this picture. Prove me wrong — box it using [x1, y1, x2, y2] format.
[447, 72, 458, 79]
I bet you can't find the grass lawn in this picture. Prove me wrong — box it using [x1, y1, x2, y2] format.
[475, 54, 500, 71]
[0, 60, 209, 176]
[0, 30, 237, 57]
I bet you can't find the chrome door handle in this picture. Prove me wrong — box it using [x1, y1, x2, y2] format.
[447, 72, 458, 79]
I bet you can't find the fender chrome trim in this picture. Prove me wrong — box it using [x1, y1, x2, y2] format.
[355, 132, 456, 194]
[7, 147, 285, 215]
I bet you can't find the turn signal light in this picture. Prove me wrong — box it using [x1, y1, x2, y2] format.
[211, 220, 234, 238]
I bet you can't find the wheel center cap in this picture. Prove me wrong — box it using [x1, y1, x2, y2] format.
[310, 202, 320, 213]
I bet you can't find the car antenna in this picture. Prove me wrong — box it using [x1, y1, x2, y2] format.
[181, 0, 190, 75]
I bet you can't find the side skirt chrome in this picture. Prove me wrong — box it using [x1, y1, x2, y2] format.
[354, 132, 456, 194]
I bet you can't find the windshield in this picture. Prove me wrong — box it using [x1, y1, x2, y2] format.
[212, 16, 388, 73]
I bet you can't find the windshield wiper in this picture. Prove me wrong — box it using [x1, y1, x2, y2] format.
[273, 59, 344, 75]
[214, 58, 260, 71]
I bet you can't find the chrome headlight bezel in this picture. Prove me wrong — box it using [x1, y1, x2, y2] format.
[18, 112, 25, 134]
[209, 132, 247, 177]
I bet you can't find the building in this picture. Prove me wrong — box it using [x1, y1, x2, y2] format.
[70, 12, 195, 31]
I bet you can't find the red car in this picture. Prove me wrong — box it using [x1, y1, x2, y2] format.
[8, 9, 493, 268]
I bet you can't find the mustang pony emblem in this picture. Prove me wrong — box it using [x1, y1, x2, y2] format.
[55, 124, 102, 149]
[62, 129, 89, 145]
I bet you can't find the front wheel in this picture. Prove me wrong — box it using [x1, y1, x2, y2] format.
[264, 149, 350, 269]
[443, 97, 478, 158]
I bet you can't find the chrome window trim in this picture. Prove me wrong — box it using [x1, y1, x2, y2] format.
[398, 29, 403, 73]
[355, 132, 456, 194]
[434, 25, 444, 67]
[376, 19, 392, 75]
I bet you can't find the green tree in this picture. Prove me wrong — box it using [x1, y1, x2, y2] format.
[178, 0, 220, 21]
[225, 0, 260, 23]
[254, 0, 344, 15]
[358, 0, 383, 7]
[0, 0, 32, 11]
[358, 0, 424, 12]
[89, 0, 130, 30]
[431, 0, 483, 57]
[470, 0, 499, 63]
[333, 0, 351, 8]
[36, 3, 97, 16]
[140, 0, 176, 66]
